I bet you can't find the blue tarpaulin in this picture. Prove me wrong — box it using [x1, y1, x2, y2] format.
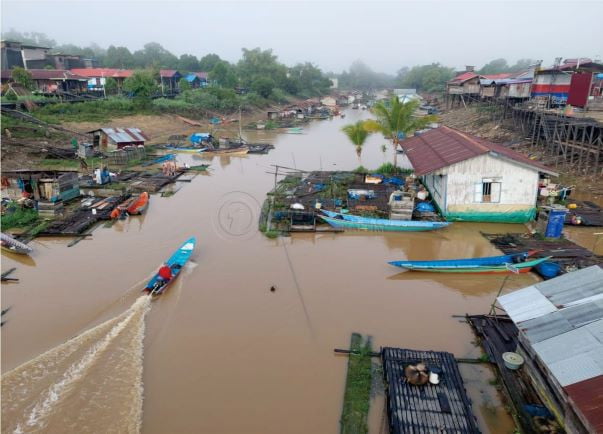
[189, 133, 211, 144]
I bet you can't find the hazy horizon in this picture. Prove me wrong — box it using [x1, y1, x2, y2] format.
[2, 0, 602, 74]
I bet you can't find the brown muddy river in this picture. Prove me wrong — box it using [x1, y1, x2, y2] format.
[2, 109, 542, 433]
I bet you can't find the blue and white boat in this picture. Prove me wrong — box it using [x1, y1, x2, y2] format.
[144, 237, 196, 295]
[319, 210, 450, 232]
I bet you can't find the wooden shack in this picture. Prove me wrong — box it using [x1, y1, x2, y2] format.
[1, 170, 80, 203]
[88, 127, 149, 151]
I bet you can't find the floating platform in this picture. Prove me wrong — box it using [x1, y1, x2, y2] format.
[381, 347, 480, 434]
[466, 315, 544, 434]
[481, 232, 603, 271]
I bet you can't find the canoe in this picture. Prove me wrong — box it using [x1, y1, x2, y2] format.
[142, 154, 175, 166]
[319, 210, 450, 232]
[1, 232, 33, 255]
[164, 145, 206, 153]
[144, 237, 197, 295]
[388, 251, 534, 270]
[199, 146, 249, 156]
[389, 256, 552, 274]
[127, 192, 149, 215]
[286, 127, 304, 134]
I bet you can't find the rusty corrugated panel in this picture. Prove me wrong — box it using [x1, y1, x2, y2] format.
[564, 375, 603, 433]
[399, 126, 557, 176]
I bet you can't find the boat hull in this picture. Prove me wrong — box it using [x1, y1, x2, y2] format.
[319, 211, 449, 232]
[1, 233, 33, 255]
[144, 237, 197, 296]
[127, 192, 149, 215]
[390, 257, 551, 274]
[388, 252, 531, 269]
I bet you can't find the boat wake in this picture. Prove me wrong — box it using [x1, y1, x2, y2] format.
[1, 295, 152, 434]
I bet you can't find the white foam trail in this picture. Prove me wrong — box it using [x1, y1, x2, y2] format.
[3, 295, 151, 433]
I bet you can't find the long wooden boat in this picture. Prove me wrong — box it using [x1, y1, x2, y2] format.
[389, 256, 551, 274]
[1, 232, 33, 255]
[388, 251, 534, 270]
[164, 145, 206, 153]
[144, 237, 196, 296]
[199, 146, 249, 156]
[319, 210, 450, 232]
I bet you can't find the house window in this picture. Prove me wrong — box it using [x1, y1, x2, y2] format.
[474, 178, 501, 203]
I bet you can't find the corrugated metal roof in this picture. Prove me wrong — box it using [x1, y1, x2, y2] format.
[535, 265, 603, 307]
[160, 69, 180, 78]
[89, 127, 148, 143]
[519, 311, 573, 343]
[1, 69, 89, 81]
[500, 268, 603, 431]
[71, 68, 134, 78]
[398, 126, 557, 176]
[498, 286, 558, 323]
[564, 375, 603, 433]
[448, 71, 479, 84]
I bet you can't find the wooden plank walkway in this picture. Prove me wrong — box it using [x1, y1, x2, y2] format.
[381, 347, 480, 434]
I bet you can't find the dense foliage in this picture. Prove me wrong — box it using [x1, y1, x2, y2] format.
[478, 58, 537, 74]
[397, 63, 455, 93]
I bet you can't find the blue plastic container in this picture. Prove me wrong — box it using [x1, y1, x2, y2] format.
[416, 202, 435, 213]
[535, 261, 561, 279]
[544, 209, 568, 238]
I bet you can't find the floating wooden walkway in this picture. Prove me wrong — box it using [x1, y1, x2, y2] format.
[381, 347, 480, 434]
[481, 232, 603, 270]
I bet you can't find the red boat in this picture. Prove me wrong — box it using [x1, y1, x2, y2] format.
[110, 192, 149, 219]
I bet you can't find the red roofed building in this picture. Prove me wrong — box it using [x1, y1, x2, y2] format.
[399, 126, 557, 222]
[71, 68, 134, 92]
[0, 69, 89, 93]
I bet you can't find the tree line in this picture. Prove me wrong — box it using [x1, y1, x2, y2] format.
[3, 29, 537, 96]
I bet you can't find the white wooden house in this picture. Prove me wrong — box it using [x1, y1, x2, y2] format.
[399, 126, 558, 223]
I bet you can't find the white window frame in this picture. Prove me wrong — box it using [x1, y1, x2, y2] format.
[474, 178, 501, 203]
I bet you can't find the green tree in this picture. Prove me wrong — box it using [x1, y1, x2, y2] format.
[342, 120, 372, 159]
[11, 67, 34, 90]
[104, 77, 118, 95]
[123, 70, 158, 107]
[365, 97, 437, 167]
[237, 48, 288, 88]
[178, 54, 200, 72]
[479, 58, 510, 75]
[198, 54, 222, 71]
[132, 42, 178, 69]
[209, 61, 237, 88]
[251, 77, 276, 98]
[105, 45, 134, 68]
[509, 58, 537, 72]
[289, 62, 332, 96]
[400, 63, 455, 92]
[179, 77, 191, 91]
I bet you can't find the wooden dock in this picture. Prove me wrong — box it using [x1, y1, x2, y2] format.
[381, 347, 480, 434]
[481, 232, 603, 271]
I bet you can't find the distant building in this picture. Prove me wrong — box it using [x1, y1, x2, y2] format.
[1, 170, 80, 203]
[399, 126, 558, 223]
[71, 68, 134, 92]
[159, 69, 182, 93]
[0, 40, 52, 69]
[320, 96, 337, 107]
[88, 127, 149, 151]
[0, 69, 89, 93]
[533, 59, 603, 107]
[329, 77, 338, 89]
[498, 266, 603, 434]
[184, 72, 208, 88]
[47, 53, 86, 70]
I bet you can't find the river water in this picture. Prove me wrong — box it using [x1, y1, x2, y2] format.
[3, 109, 548, 433]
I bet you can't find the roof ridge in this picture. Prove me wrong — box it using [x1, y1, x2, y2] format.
[443, 126, 490, 153]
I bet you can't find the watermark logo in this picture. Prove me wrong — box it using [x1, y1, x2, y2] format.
[213, 191, 260, 240]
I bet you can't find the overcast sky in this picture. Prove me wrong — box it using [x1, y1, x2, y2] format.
[2, 0, 602, 73]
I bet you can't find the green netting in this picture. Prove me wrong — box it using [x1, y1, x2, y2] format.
[444, 208, 536, 223]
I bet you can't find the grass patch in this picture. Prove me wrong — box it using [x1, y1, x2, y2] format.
[374, 162, 413, 176]
[340, 333, 373, 434]
[264, 230, 280, 239]
[1, 206, 39, 229]
[37, 157, 103, 170]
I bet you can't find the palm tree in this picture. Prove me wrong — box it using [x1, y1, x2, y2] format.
[365, 97, 437, 167]
[341, 120, 371, 159]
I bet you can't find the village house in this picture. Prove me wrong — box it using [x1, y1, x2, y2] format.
[70, 68, 134, 92]
[0, 69, 89, 93]
[320, 96, 337, 107]
[532, 58, 603, 109]
[446, 66, 481, 107]
[497, 265, 603, 434]
[1, 170, 80, 203]
[0, 40, 52, 69]
[88, 127, 149, 151]
[184, 72, 208, 88]
[399, 126, 558, 223]
[159, 69, 182, 93]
